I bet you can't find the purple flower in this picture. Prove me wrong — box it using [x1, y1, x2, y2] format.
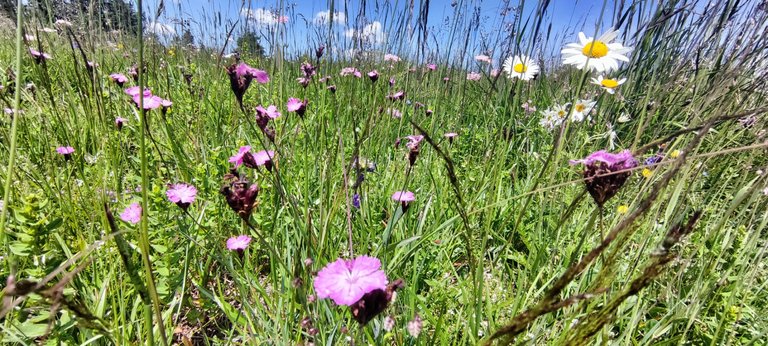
[570, 150, 638, 207]
[120, 202, 142, 224]
[445, 132, 458, 144]
[367, 70, 379, 83]
[286, 98, 307, 117]
[256, 105, 281, 119]
[327, 85, 337, 93]
[405, 135, 424, 166]
[220, 175, 260, 219]
[340, 67, 362, 78]
[229, 146, 252, 168]
[313, 256, 388, 306]
[226, 235, 252, 251]
[389, 76, 396, 87]
[316, 46, 325, 59]
[166, 183, 197, 210]
[301, 62, 317, 78]
[387, 91, 405, 101]
[227, 62, 269, 107]
[352, 194, 361, 209]
[109, 73, 128, 86]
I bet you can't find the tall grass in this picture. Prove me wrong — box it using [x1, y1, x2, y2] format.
[0, 0, 766, 344]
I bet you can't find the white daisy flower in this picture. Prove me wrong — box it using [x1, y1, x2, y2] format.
[503, 55, 539, 81]
[591, 75, 627, 94]
[539, 104, 568, 130]
[571, 99, 596, 122]
[617, 113, 632, 123]
[561, 28, 632, 73]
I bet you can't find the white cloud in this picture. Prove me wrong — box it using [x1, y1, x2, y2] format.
[345, 21, 386, 45]
[314, 10, 346, 25]
[146, 22, 175, 36]
[241, 8, 281, 26]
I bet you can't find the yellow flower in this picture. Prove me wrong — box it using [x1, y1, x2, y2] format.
[168, 49, 175, 57]
[642, 168, 653, 178]
[617, 205, 629, 214]
[117, 43, 124, 50]
[670, 150, 681, 158]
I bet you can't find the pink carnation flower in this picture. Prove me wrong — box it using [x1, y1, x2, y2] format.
[56, 146, 74, 155]
[166, 183, 197, 210]
[256, 105, 281, 119]
[340, 67, 362, 78]
[120, 202, 142, 224]
[229, 146, 252, 168]
[391, 191, 415, 203]
[384, 54, 401, 62]
[226, 235, 252, 250]
[313, 256, 388, 306]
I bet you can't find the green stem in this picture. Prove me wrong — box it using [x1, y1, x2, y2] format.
[0, 0, 26, 278]
[136, 1, 168, 345]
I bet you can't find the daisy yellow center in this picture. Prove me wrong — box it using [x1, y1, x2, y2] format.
[582, 41, 609, 58]
[601, 79, 619, 88]
[557, 110, 566, 118]
[575, 104, 585, 112]
[513, 63, 527, 73]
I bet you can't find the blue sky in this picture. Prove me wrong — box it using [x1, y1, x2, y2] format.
[143, 0, 630, 63]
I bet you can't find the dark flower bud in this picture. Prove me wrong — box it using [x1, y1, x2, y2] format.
[350, 279, 404, 325]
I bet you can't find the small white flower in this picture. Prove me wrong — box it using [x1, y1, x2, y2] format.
[503, 55, 539, 81]
[561, 28, 632, 72]
[54, 19, 72, 27]
[591, 75, 627, 94]
[571, 99, 596, 122]
[618, 112, 632, 123]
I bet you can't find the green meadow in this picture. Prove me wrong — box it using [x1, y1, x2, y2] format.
[0, 0, 767, 344]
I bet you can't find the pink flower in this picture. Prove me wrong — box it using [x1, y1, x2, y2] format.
[226, 235, 252, 250]
[340, 67, 362, 78]
[384, 54, 401, 62]
[405, 135, 424, 150]
[234, 62, 270, 83]
[386, 108, 402, 118]
[109, 73, 128, 86]
[391, 191, 415, 203]
[120, 202, 142, 224]
[426, 63, 437, 70]
[490, 69, 500, 77]
[253, 150, 275, 171]
[286, 98, 307, 117]
[313, 256, 388, 306]
[387, 91, 405, 101]
[29, 48, 52, 62]
[256, 105, 281, 119]
[444, 132, 458, 138]
[166, 183, 197, 210]
[124, 86, 145, 97]
[466, 72, 482, 81]
[367, 70, 379, 82]
[278, 15, 289, 23]
[474, 54, 492, 63]
[56, 146, 74, 155]
[569, 150, 637, 169]
[115, 117, 127, 130]
[229, 146, 252, 168]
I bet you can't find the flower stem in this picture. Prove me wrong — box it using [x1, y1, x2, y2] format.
[135, 1, 168, 344]
[0, 0, 27, 278]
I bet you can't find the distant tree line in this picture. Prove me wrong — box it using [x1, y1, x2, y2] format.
[0, 0, 139, 35]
